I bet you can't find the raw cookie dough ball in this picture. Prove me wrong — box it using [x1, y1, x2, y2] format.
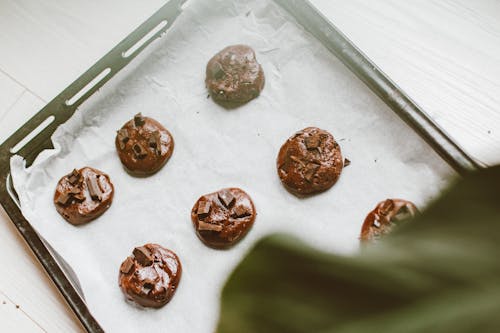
[277, 127, 343, 196]
[206, 44, 265, 106]
[360, 199, 419, 242]
[115, 113, 174, 176]
[54, 167, 114, 225]
[118, 244, 182, 308]
[191, 188, 256, 249]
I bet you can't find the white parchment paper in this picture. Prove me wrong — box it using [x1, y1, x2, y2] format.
[10, 0, 454, 331]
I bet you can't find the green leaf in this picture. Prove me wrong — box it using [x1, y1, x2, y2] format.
[217, 167, 500, 333]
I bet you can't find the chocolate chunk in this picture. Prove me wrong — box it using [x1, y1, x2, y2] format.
[148, 131, 162, 155]
[69, 187, 85, 202]
[86, 175, 103, 201]
[73, 193, 85, 202]
[57, 192, 72, 206]
[344, 158, 351, 167]
[197, 200, 211, 218]
[142, 283, 154, 294]
[68, 169, 81, 185]
[120, 257, 135, 274]
[134, 113, 146, 127]
[211, 62, 225, 80]
[133, 246, 153, 266]
[117, 128, 130, 150]
[304, 162, 320, 182]
[379, 199, 395, 216]
[69, 187, 80, 194]
[198, 221, 223, 232]
[218, 189, 235, 208]
[290, 155, 305, 167]
[233, 204, 250, 218]
[304, 135, 320, 150]
[393, 204, 416, 222]
[133, 143, 148, 160]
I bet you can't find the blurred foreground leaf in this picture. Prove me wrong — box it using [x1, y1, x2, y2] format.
[217, 166, 500, 333]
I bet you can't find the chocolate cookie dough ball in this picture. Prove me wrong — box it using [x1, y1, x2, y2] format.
[360, 199, 419, 242]
[54, 167, 114, 225]
[276, 127, 343, 196]
[119, 244, 182, 308]
[115, 113, 174, 176]
[206, 44, 265, 106]
[191, 188, 256, 249]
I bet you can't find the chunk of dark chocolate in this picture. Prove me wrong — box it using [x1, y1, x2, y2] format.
[68, 169, 81, 185]
[142, 283, 154, 294]
[290, 155, 305, 167]
[120, 257, 134, 274]
[218, 189, 235, 208]
[344, 158, 351, 167]
[134, 113, 146, 127]
[304, 162, 320, 182]
[304, 135, 320, 150]
[69, 187, 85, 202]
[393, 204, 417, 222]
[198, 221, 223, 232]
[211, 62, 225, 80]
[73, 193, 85, 202]
[133, 246, 153, 266]
[117, 128, 130, 150]
[148, 131, 162, 155]
[133, 143, 148, 159]
[57, 192, 72, 206]
[233, 204, 250, 218]
[379, 199, 395, 216]
[86, 175, 103, 201]
[197, 200, 211, 218]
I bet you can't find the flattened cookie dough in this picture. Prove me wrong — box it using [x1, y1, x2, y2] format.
[206, 44, 265, 106]
[54, 167, 114, 225]
[277, 127, 343, 196]
[116, 113, 174, 176]
[191, 188, 256, 249]
[119, 244, 182, 308]
[360, 199, 419, 242]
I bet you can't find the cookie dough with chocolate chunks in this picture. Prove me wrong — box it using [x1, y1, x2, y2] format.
[360, 199, 419, 242]
[206, 44, 265, 106]
[277, 127, 343, 196]
[115, 113, 174, 176]
[54, 167, 114, 225]
[191, 188, 256, 249]
[119, 244, 182, 308]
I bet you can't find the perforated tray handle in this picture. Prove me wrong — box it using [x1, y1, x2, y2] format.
[0, 1, 187, 332]
[0, 0, 187, 167]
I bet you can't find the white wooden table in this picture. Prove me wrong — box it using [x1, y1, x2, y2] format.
[1, 0, 499, 331]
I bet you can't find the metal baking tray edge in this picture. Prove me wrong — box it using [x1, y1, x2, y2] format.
[0, 0, 481, 332]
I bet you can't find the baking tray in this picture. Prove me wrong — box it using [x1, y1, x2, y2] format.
[0, 0, 480, 332]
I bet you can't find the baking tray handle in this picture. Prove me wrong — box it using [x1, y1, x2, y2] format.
[0, 1, 186, 332]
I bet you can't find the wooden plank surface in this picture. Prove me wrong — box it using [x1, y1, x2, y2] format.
[0, 0, 499, 331]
